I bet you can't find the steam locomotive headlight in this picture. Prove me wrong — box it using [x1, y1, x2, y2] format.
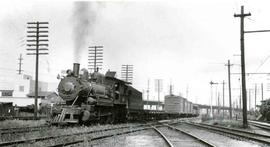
[63, 82, 75, 92]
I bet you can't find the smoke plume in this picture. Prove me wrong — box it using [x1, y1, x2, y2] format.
[72, 2, 97, 63]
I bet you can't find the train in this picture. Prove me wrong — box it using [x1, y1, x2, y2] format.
[259, 98, 270, 121]
[51, 63, 198, 125]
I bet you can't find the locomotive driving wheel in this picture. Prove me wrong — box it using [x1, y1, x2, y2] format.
[106, 112, 115, 124]
[79, 110, 90, 124]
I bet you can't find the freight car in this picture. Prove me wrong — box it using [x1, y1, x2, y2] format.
[51, 63, 198, 125]
[164, 95, 196, 116]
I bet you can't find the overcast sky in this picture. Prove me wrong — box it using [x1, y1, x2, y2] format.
[1, 0, 270, 107]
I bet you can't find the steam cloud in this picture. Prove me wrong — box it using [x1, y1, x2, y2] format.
[72, 2, 97, 63]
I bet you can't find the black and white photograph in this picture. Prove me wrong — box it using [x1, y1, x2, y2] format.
[0, 0, 270, 146]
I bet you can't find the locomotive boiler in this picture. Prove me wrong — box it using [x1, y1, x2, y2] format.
[52, 63, 142, 125]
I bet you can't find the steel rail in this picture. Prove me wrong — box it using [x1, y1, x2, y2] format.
[151, 126, 174, 147]
[0, 125, 48, 132]
[199, 122, 270, 138]
[0, 124, 154, 146]
[0, 124, 148, 146]
[0, 125, 50, 135]
[185, 122, 270, 145]
[249, 122, 270, 131]
[164, 124, 216, 147]
[48, 127, 152, 147]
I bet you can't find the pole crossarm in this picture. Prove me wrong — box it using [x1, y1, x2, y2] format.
[231, 72, 270, 75]
[210, 81, 218, 85]
[234, 12, 251, 17]
[245, 30, 270, 33]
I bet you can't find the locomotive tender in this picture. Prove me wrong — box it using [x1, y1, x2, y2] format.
[51, 63, 198, 125]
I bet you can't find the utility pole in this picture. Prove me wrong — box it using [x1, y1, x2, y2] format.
[26, 21, 49, 119]
[147, 79, 150, 109]
[239, 79, 242, 109]
[121, 65, 133, 84]
[249, 89, 251, 111]
[255, 84, 257, 110]
[88, 46, 103, 72]
[217, 92, 220, 114]
[225, 60, 233, 119]
[155, 79, 163, 110]
[261, 83, 264, 101]
[234, 6, 251, 128]
[222, 80, 225, 118]
[210, 81, 218, 118]
[186, 85, 189, 99]
[17, 54, 23, 74]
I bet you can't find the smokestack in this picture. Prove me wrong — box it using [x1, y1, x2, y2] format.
[73, 63, 80, 77]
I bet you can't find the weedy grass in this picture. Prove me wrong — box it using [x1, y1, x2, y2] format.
[0, 119, 47, 129]
[205, 119, 253, 130]
[3, 123, 140, 147]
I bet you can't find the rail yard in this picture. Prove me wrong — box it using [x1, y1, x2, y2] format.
[2, 0, 270, 147]
[1, 118, 270, 146]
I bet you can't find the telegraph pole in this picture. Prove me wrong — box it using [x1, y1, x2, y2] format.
[255, 84, 257, 110]
[210, 81, 218, 118]
[249, 89, 251, 111]
[26, 21, 49, 119]
[88, 46, 103, 72]
[261, 83, 264, 101]
[222, 80, 225, 117]
[186, 85, 189, 99]
[239, 78, 242, 109]
[234, 6, 251, 128]
[17, 54, 23, 74]
[121, 65, 133, 84]
[225, 60, 233, 119]
[217, 92, 220, 114]
[147, 79, 150, 109]
[155, 79, 163, 110]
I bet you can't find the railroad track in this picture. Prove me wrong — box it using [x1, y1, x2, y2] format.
[48, 125, 152, 147]
[185, 122, 270, 145]
[0, 125, 50, 135]
[152, 124, 215, 147]
[0, 123, 151, 146]
[249, 120, 270, 131]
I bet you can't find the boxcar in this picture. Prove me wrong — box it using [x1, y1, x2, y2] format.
[164, 95, 184, 113]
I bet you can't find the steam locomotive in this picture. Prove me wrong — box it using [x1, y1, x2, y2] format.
[51, 63, 198, 125]
[52, 63, 143, 124]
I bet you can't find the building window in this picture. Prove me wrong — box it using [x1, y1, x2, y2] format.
[19, 86, 24, 92]
[1, 90, 13, 97]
